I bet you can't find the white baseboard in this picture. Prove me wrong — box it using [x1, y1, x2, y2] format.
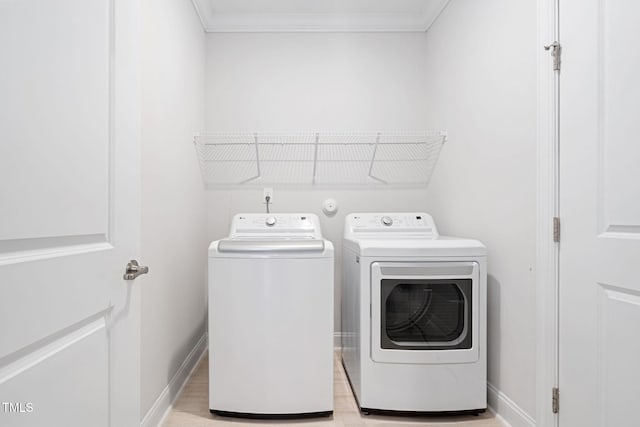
[140, 333, 208, 427]
[487, 382, 536, 427]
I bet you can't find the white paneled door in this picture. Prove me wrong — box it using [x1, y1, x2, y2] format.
[0, 1, 141, 426]
[559, 0, 640, 426]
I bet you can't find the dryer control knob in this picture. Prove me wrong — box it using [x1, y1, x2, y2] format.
[381, 216, 393, 226]
[265, 216, 277, 226]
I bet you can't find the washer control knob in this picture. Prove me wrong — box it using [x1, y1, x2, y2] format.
[265, 216, 277, 226]
[381, 216, 393, 226]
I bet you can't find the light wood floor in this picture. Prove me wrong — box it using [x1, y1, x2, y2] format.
[162, 352, 505, 427]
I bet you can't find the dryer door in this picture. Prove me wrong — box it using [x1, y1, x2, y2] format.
[371, 261, 480, 364]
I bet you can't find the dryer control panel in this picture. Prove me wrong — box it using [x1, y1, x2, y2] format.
[345, 213, 439, 239]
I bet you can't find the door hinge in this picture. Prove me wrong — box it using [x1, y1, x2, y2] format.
[553, 216, 560, 243]
[552, 387, 560, 413]
[544, 41, 562, 71]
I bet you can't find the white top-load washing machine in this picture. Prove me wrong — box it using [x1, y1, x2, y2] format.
[208, 213, 334, 418]
[341, 213, 486, 414]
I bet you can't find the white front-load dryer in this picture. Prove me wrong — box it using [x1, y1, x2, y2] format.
[209, 213, 333, 418]
[341, 213, 487, 414]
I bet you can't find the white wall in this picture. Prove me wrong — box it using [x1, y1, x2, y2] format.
[204, 32, 432, 333]
[423, 0, 537, 424]
[140, 0, 207, 420]
[205, 33, 430, 131]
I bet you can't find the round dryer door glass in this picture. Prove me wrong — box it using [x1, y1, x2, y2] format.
[380, 279, 472, 350]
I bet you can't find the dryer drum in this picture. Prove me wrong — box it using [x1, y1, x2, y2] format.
[380, 279, 472, 350]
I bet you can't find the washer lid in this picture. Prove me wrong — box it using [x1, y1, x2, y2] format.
[210, 213, 334, 258]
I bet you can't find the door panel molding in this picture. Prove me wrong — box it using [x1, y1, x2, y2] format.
[600, 226, 640, 238]
[0, 0, 115, 251]
[597, 0, 640, 235]
[597, 284, 640, 427]
[0, 234, 111, 266]
[0, 314, 108, 384]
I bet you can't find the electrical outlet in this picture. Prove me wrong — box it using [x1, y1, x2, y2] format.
[263, 188, 273, 203]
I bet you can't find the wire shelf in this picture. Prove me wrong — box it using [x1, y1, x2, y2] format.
[194, 131, 446, 187]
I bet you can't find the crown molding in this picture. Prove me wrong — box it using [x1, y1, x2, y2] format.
[190, 0, 209, 30]
[422, 0, 451, 32]
[190, 0, 451, 33]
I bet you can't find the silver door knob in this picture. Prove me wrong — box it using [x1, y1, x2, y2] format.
[381, 216, 393, 226]
[123, 260, 149, 280]
[265, 216, 277, 226]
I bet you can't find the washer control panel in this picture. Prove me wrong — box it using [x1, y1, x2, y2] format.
[346, 213, 438, 238]
[229, 213, 322, 239]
